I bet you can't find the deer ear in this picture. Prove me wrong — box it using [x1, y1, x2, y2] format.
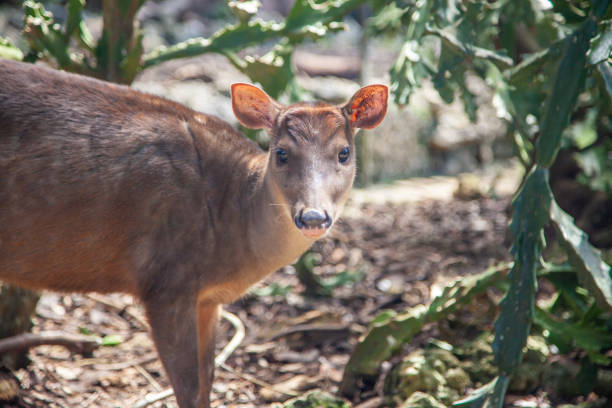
[343, 84, 388, 129]
[231, 83, 280, 130]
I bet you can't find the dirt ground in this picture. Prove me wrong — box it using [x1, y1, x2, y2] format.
[2, 173, 516, 408]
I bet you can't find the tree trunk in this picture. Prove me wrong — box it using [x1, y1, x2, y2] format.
[0, 284, 40, 369]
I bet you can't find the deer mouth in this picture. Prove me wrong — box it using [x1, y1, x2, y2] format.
[300, 226, 328, 239]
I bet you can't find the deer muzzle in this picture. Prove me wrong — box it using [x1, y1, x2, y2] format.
[294, 208, 332, 239]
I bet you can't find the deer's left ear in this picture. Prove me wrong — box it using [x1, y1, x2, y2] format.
[343, 84, 388, 129]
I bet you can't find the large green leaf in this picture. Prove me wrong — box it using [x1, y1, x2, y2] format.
[534, 307, 612, 352]
[65, 0, 85, 40]
[596, 61, 612, 102]
[284, 0, 365, 32]
[588, 20, 612, 65]
[390, 40, 435, 105]
[550, 201, 612, 310]
[536, 19, 598, 167]
[453, 376, 509, 408]
[507, 41, 563, 87]
[493, 166, 550, 375]
[225, 42, 300, 100]
[426, 27, 513, 69]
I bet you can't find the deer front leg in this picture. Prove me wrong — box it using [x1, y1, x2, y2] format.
[144, 295, 200, 408]
[196, 301, 220, 407]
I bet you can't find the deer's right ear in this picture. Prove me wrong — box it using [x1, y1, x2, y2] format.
[231, 83, 280, 130]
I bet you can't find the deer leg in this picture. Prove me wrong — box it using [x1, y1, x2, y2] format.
[144, 295, 200, 408]
[196, 301, 220, 408]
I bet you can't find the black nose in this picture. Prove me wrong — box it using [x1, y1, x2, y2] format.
[295, 209, 332, 229]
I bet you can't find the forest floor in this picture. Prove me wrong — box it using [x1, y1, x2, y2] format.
[6, 165, 596, 408]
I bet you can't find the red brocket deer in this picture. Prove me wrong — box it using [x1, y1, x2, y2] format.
[0, 58, 387, 407]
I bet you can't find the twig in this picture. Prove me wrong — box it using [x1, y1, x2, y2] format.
[76, 353, 158, 371]
[219, 362, 297, 397]
[134, 364, 163, 392]
[87, 293, 149, 330]
[354, 397, 383, 408]
[0, 331, 100, 355]
[134, 388, 174, 408]
[215, 309, 246, 366]
[82, 391, 99, 408]
[134, 309, 246, 408]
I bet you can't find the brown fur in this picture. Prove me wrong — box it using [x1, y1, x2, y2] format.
[0, 58, 387, 407]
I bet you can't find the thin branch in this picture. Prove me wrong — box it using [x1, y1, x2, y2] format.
[215, 309, 246, 366]
[0, 331, 100, 355]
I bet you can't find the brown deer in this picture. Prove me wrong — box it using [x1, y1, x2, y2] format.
[0, 58, 387, 407]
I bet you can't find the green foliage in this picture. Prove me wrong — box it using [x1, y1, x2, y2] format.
[15, 0, 366, 90]
[344, 1, 612, 406]
[21, 0, 143, 83]
[0, 37, 23, 60]
[535, 19, 597, 167]
[101, 334, 123, 347]
[551, 202, 612, 310]
[292, 252, 363, 297]
[340, 263, 510, 394]
[493, 167, 549, 376]
[143, 0, 365, 98]
[272, 390, 350, 408]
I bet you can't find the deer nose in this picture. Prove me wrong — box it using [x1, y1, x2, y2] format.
[295, 209, 332, 230]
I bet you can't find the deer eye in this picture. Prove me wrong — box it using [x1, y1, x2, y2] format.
[338, 146, 350, 164]
[276, 148, 288, 165]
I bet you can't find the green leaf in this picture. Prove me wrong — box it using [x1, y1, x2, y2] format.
[536, 19, 598, 167]
[550, 200, 612, 310]
[588, 20, 612, 64]
[251, 283, 292, 297]
[507, 42, 563, 87]
[406, 0, 433, 40]
[369, 2, 410, 34]
[534, 307, 612, 352]
[0, 37, 23, 61]
[453, 376, 509, 408]
[272, 390, 350, 408]
[390, 40, 435, 105]
[596, 61, 612, 102]
[284, 0, 366, 32]
[101, 334, 122, 347]
[426, 27, 513, 69]
[545, 270, 590, 317]
[225, 43, 296, 99]
[65, 0, 85, 40]
[144, 0, 366, 69]
[23, 1, 73, 68]
[567, 108, 598, 149]
[493, 167, 550, 375]
[228, 0, 261, 24]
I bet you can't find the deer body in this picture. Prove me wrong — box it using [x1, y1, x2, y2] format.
[0, 58, 387, 407]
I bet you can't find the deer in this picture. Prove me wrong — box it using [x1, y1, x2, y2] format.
[0, 58, 387, 407]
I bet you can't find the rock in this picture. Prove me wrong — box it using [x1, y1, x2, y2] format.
[132, 80, 236, 125]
